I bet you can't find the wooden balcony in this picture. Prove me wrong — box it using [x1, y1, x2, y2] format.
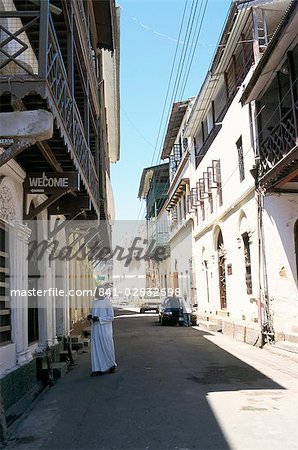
[258, 102, 298, 190]
[0, 0, 114, 217]
[148, 230, 170, 259]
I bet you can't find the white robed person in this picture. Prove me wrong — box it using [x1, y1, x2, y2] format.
[88, 285, 117, 376]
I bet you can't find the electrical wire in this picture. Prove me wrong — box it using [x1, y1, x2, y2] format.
[153, 0, 202, 167]
[134, 0, 190, 225]
[177, 0, 209, 101]
[140, 0, 251, 221]
[150, 0, 190, 166]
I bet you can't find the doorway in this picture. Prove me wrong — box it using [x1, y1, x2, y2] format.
[27, 205, 40, 344]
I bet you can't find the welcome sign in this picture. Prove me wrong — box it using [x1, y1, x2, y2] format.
[24, 172, 78, 194]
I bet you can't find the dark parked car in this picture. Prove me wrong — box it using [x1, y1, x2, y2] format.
[158, 296, 184, 326]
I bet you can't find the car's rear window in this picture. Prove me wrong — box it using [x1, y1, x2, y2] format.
[163, 297, 181, 309]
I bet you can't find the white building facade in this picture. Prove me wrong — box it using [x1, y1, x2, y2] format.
[185, 0, 297, 345]
[0, 0, 120, 418]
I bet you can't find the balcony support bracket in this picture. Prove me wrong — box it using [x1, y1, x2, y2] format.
[24, 190, 71, 221]
[48, 211, 85, 240]
[0, 139, 35, 168]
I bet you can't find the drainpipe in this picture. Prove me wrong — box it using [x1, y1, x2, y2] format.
[249, 103, 274, 346]
[257, 186, 274, 345]
[256, 184, 264, 337]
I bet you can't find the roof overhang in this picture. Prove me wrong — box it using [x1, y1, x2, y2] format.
[166, 178, 189, 210]
[186, 3, 248, 135]
[186, 72, 219, 136]
[161, 101, 189, 159]
[241, 0, 298, 105]
[102, 6, 120, 163]
[91, 0, 117, 51]
[138, 163, 169, 199]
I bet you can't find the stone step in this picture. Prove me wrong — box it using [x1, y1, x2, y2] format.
[52, 362, 68, 379]
[274, 341, 298, 354]
[264, 341, 298, 360]
[197, 320, 222, 332]
[285, 332, 298, 344]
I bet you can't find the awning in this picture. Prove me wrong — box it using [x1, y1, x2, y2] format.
[166, 178, 189, 210]
[92, 0, 117, 51]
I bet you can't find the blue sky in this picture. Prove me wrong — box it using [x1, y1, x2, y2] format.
[111, 0, 231, 220]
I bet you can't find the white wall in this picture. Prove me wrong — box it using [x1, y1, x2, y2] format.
[263, 193, 298, 333]
[194, 195, 259, 322]
[188, 82, 259, 324]
[170, 222, 193, 299]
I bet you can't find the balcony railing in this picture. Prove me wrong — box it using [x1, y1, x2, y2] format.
[148, 230, 170, 258]
[259, 104, 298, 178]
[47, 15, 99, 211]
[146, 182, 169, 217]
[73, 0, 99, 114]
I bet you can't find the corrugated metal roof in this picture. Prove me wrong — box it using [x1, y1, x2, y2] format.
[161, 101, 189, 160]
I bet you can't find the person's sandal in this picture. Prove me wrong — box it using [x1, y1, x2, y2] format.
[90, 371, 103, 376]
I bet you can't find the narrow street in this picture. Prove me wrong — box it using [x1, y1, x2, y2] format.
[5, 310, 298, 450]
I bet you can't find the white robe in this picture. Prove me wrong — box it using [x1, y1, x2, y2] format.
[90, 296, 117, 372]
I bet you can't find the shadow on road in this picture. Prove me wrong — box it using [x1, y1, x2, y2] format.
[6, 313, 285, 450]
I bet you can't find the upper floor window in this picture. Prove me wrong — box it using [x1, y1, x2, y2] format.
[236, 136, 245, 182]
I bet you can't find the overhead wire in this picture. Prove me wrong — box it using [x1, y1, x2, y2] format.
[141, 1, 279, 227]
[140, 1, 255, 224]
[134, 0, 190, 225]
[178, 0, 209, 101]
[140, 0, 211, 221]
[150, 0, 190, 166]
[152, 0, 201, 167]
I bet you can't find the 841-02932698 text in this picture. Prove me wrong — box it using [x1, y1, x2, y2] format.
[96, 287, 181, 298]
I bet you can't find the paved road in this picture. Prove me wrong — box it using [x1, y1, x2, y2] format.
[5, 310, 298, 450]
